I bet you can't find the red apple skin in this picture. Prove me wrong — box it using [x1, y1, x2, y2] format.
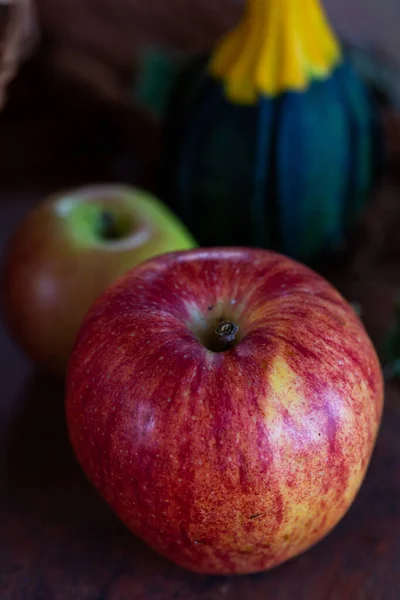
[2, 184, 196, 375]
[66, 248, 384, 575]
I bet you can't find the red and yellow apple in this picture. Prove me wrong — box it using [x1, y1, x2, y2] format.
[66, 248, 384, 575]
[2, 184, 196, 375]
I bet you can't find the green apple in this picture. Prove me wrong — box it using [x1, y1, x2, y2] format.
[2, 184, 196, 375]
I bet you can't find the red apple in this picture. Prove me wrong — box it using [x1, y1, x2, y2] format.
[66, 248, 384, 575]
[2, 184, 196, 375]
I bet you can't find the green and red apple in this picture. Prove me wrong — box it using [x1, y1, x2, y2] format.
[66, 247, 383, 575]
[2, 184, 196, 375]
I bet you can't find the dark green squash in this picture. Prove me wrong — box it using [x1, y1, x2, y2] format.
[160, 0, 382, 264]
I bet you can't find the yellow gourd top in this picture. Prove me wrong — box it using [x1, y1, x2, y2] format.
[209, 0, 342, 104]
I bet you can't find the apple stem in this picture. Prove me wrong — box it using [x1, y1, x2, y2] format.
[99, 210, 119, 240]
[211, 321, 239, 352]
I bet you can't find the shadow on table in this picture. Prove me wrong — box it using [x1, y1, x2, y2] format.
[2, 372, 400, 599]
[4, 372, 74, 489]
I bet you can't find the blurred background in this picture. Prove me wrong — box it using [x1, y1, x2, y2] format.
[34, 0, 400, 67]
[0, 0, 400, 190]
[327, 0, 400, 58]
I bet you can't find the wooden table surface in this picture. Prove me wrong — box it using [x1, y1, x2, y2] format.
[1, 172, 400, 599]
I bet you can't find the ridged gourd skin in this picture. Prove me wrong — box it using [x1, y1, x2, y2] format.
[161, 0, 382, 265]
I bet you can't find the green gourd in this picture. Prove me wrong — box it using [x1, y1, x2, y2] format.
[158, 0, 382, 264]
